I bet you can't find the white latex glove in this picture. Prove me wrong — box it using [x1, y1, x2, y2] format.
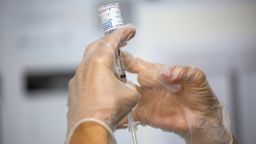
[66, 25, 140, 144]
[118, 52, 234, 144]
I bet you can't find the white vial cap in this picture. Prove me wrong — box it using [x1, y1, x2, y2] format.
[98, 3, 124, 34]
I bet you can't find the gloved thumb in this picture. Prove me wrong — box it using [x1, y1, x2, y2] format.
[82, 25, 136, 70]
[103, 24, 136, 53]
[123, 81, 141, 106]
[116, 82, 142, 129]
[123, 51, 163, 74]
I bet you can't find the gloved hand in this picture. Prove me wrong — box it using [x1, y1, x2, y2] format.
[66, 25, 140, 144]
[119, 52, 233, 144]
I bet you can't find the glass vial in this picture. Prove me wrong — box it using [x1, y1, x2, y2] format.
[98, 3, 124, 35]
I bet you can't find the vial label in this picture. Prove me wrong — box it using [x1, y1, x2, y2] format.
[99, 3, 124, 33]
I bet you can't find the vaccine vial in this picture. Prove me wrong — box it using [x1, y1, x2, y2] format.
[98, 3, 124, 35]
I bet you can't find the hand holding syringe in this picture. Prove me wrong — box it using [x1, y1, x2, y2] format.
[99, 3, 139, 144]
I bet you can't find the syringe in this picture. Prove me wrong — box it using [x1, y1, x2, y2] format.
[99, 3, 138, 144]
[115, 42, 138, 144]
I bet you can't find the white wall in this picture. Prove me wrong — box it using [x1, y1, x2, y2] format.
[1, 0, 256, 144]
[240, 74, 256, 144]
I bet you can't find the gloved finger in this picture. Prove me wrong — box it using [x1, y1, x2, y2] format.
[123, 82, 141, 108]
[115, 84, 141, 126]
[116, 108, 149, 129]
[84, 24, 136, 55]
[137, 69, 162, 88]
[116, 83, 142, 129]
[157, 66, 182, 92]
[116, 111, 143, 129]
[159, 65, 207, 92]
[67, 77, 76, 108]
[170, 65, 206, 85]
[122, 51, 163, 73]
[116, 116, 128, 129]
[82, 24, 136, 69]
[125, 81, 143, 95]
[103, 24, 136, 50]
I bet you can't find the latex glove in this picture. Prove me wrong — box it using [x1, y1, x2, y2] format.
[66, 25, 140, 144]
[119, 52, 233, 144]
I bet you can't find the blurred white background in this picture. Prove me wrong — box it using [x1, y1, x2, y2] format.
[0, 0, 256, 144]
